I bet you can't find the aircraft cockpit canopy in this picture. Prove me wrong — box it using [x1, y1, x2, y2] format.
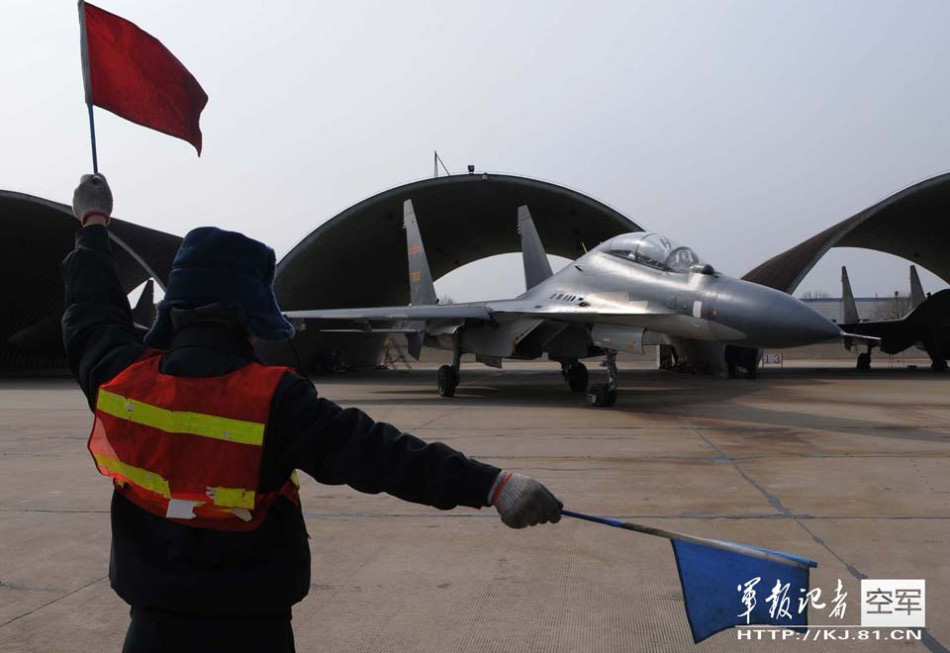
[604, 232, 705, 272]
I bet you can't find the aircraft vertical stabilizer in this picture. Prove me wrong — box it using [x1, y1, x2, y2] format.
[132, 278, 155, 328]
[910, 265, 925, 308]
[403, 199, 437, 306]
[517, 205, 553, 290]
[841, 266, 859, 324]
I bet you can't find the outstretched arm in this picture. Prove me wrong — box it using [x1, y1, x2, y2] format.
[271, 375, 562, 526]
[274, 375, 497, 509]
[61, 174, 146, 408]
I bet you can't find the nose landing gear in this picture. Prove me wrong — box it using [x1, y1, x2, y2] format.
[588, 350, 618, 407]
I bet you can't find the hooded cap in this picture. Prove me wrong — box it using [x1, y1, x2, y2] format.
[144, 227, 294, 349]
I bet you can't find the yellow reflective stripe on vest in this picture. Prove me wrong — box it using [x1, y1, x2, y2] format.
[94, 453, 171, 499]
[209, 486, 256, 509]
[96, 389, 265, 446]
[95, 453, 256, 511]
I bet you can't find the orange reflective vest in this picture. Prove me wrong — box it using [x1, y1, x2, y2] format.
[88, 351, 299, 532]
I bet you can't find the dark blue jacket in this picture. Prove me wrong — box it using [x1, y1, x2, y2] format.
[62, 225, 500, 616]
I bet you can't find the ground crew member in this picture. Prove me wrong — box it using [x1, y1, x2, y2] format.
[63, 174, 562, 653]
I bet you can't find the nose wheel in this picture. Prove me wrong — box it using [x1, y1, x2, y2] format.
[587, 384, 617, 407]
[588, 350, 618, 407]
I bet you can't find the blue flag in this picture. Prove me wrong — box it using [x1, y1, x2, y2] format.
[561, 510, 819, 643]
[671, 539, 818, 642]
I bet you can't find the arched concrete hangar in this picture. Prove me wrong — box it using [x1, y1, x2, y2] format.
[13, 169, 947, 375]
[266, 173, 644, 372]
[0, 190, 181, 374]
[743, 172, 950, 293]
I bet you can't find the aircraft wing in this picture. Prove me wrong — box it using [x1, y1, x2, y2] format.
[286, 297, 678, 330]
[284, 303, 492, 323]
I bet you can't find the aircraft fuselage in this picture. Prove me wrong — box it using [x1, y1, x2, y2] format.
[440, 234, 841, 363]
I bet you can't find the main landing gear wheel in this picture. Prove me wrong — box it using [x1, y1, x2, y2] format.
[437, 365, 458, 397]
[856, 352, 871, 370]
[587, 384, 617, 407]
[565, 362, 589, 392]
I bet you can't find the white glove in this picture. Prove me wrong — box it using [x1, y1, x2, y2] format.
[72, 173, 113, 226]
[489, 471, 562, 529]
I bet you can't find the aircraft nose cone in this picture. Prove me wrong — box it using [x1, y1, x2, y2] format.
[715, 280, 842, 348]
[772, 297, 843, 347]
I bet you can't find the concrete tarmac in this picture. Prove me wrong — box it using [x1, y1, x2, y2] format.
[1, 361, 948, 652]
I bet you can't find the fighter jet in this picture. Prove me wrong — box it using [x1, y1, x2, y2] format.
[285, 201, 843, 406]
[840, 265, 949, 371]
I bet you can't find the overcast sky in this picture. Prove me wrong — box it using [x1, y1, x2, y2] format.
[3, 0, 948, 302]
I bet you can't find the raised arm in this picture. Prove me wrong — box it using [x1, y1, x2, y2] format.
[61, 174, 146, 408]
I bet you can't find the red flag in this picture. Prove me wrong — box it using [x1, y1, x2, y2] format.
[79, 2, 208, 154]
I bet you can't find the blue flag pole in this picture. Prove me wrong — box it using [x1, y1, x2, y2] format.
[563, 509, 818, 643]
[562, 509, 815, 569]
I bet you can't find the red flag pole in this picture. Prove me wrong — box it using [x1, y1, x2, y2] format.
[78, 1, 99, 173]
[86, 105, 99, 174]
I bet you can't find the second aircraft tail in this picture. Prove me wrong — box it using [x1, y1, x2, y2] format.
[132, 278, 156, 328]
[910, 265, 926, 308]
[841, 266, 859, 324]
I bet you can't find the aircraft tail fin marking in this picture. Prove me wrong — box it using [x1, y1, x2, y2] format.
[403, 200, 437, 306]
[841, 266, 859, 324]
[910, 265, 925, 308]
[132, 278, 155, 328]
[517, 205, 553, 290]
